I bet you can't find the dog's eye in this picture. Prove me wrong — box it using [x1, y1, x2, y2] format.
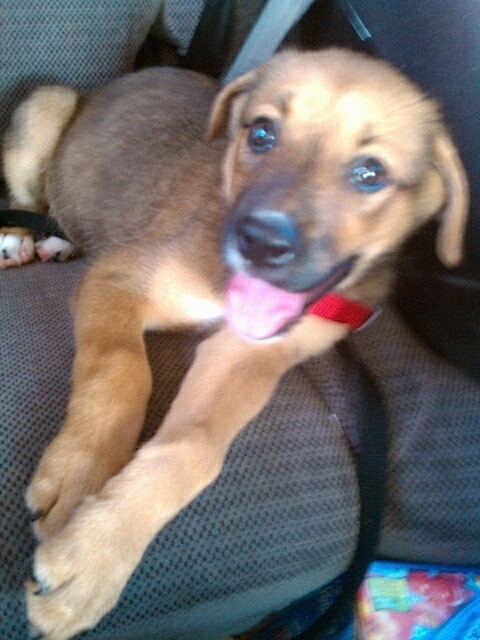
[247, 117, 278, 153]
[349, 158, 389, 193]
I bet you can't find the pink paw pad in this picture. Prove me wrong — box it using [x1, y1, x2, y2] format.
[35, 236, 76, 262]
[0, 233, 35, 268]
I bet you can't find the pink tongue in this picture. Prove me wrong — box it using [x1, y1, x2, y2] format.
[225, 273, 309, 340]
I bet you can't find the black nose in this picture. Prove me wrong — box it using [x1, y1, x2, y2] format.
[234, 209, 301, 268]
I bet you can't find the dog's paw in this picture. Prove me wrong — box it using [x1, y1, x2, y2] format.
[26, 435, 116, 539]
[35, 236, 76, 262]
[27, 495, 136, 640]
[0, 231, 35, 268]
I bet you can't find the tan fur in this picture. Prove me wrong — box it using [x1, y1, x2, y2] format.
[4, 50, 468, 639]
[3, 85, 80, 212]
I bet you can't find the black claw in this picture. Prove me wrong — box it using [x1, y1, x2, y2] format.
[29, 510, 42, 523]
[2, 248, 10, 259]
[32, 582, 51, 596]
[29, 566, 50, 596]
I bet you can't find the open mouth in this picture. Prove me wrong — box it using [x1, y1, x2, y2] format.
[224, 257, 357, 340]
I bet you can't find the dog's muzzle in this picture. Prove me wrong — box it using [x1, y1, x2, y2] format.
[222, 207, 358, 340]
[233, 208, 301, 270]
[223, 207, 306, 288]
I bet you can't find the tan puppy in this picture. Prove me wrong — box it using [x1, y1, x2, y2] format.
[4, 49, 468, 639]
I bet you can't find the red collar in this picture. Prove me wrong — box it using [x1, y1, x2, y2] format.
[307, 292, 375, 330]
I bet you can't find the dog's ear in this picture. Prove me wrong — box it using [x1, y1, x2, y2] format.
[433, 131, 469, 267]
[207, 70, 257, 140]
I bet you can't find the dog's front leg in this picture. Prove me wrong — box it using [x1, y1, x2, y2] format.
[27, 317, 348, 640]
[26, 260, 153, 539]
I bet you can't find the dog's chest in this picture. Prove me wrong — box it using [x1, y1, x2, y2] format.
[144, 257, 224, 329]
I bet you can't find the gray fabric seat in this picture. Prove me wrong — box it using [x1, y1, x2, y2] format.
[0, 0, 169, 135]
[1, 257, 479, 639]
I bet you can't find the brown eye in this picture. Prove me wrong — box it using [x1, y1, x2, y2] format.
[349, 157, 389, 192]
[247, 117, 278, 153]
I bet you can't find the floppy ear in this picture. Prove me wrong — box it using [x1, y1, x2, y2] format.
[433, 132, 469, 267]
[207, 70, 257, 140]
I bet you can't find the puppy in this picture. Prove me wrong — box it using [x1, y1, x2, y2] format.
[4, 49, 468, 639]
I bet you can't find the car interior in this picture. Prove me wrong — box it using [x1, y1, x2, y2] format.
[1, 1, 479, 639]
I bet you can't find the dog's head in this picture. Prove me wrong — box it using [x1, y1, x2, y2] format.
[209, 49, 469, 339]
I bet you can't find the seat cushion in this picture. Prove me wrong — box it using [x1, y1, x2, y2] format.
[0, 257, 479, 639]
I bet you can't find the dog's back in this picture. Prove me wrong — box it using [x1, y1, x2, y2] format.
[5, 68, 225, 257]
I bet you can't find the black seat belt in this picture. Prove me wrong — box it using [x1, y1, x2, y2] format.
[294, 341, 388, 639]
[183, 0, 317, 81]
[0, 209, 68, 240]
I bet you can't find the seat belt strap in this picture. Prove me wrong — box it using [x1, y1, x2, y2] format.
[0, 209, 68, 240]
[222, 0, 317, 83]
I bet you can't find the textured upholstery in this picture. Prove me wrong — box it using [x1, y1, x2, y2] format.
[0, 0, 163, 136]
[1, 257, 479, 639]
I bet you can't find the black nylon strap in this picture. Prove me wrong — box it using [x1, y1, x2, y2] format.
[182, 0, 236, 77]
[0, 209, 69, 240]
[294, 340, 389, 639]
